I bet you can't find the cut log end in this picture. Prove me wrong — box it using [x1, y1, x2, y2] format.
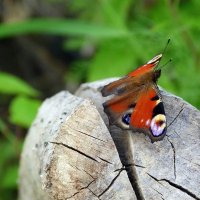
[19, 79, 200, 200]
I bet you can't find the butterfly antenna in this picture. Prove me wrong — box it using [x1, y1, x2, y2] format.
[162, 38, 170, 57]
[156, 38, 171, 69]
[159, 58, 172, 69]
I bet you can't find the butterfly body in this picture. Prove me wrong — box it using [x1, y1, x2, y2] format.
[101, 54, 166, 142]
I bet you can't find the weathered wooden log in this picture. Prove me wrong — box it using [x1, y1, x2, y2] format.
[19, 78, 200, 200]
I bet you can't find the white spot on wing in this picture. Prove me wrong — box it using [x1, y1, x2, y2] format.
[146, 119, 150, 126]
[150, 114, 166, 136]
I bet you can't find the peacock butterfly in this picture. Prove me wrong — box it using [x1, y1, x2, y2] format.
[101, 54, 167, 142]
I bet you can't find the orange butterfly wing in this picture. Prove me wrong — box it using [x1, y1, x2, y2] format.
[101, 54, 167, 142]
[129, 87, 166, 141]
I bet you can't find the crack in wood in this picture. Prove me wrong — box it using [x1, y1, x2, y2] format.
[66, 180, 95, 199]
[88, 188, 99, 199]
[113, 166, 126, 172]
[134, 164, 146, 168]
[167, 130, 181, 139]
[76, 129, 107, 143]
[167, 104, 184, 128]
[82, 169, 96, 180]
[50, 142, 99, 163]
[147, 173, 200, 200]
[68, 163, 96, 180]
[167, 138, 176, 179]
[108, 125, 145, 200]
[97, 156, 113, 164]
[152, 187, 164, 198]
[179, 155, 200, 167]
[126, 163, 146, 169]
[124, 164, 145, 200]
[114, 164, 145, 173]
[66, 124, 107, 143]
[98, 168, 123, 198]
[108, 126, 146, 200]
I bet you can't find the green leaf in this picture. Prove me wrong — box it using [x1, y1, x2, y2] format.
[0, 141, 17, 169]
[88, 38, 146, 81]
[100, 0, 132, 28]
[1, 165, 18, 189]
[0, 118, 16, 142]
[0, 72, 39, 96]
[9, 96, 41, 128]
[0, 18, 128, 39]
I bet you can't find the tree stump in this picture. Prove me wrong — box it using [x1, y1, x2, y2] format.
[19, 78, 200, 200]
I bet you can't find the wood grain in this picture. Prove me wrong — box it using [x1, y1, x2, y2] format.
[19, 78, 200, 200]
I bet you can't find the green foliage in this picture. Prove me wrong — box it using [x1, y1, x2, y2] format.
[66, 0, 200, 109]
[0, 72, 39, 96]
[1, 156, 18, 189]
[9, 96, 41, 128]
[0, 1, 200, 199]
[1, 2, 199, 109]
[0, 119, 22, 200]
[0, 18, 127, 39]
[0, 74, 40, 199]
[88, 38, 137, 80]
[0, 72, 41, 128]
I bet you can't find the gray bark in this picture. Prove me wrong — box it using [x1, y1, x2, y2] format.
[19, 78, 200, 200]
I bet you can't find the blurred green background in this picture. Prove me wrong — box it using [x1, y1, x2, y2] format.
[0, 0, 200, 199]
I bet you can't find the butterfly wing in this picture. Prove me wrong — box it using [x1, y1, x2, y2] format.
[101, 76, 140, 97]
[101, 54, 166, 142]
[102, 82, 141, 129]
[129, 86, 167, 141]
[102, 54, 162, 97]
[102, 82, 166, 142]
